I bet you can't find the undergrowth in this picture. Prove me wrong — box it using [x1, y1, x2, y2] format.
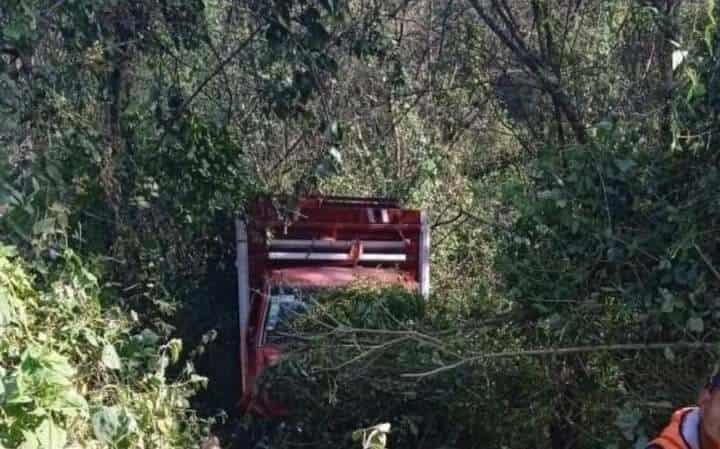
[0, 245, 210, 449]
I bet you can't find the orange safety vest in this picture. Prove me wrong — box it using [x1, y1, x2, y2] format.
[648, 407, 701, 449]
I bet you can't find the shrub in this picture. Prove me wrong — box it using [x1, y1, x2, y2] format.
[0, 245, 210, 449]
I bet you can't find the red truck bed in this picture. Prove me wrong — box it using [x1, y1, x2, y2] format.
[235, 196, 430, 415]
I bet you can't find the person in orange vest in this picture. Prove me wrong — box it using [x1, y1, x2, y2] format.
[647, 373, 720, 449]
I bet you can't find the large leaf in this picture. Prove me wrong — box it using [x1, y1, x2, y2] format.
[21, 419, 67, 449]
[92, 406, 138, 445]
[18, 431, 39, 449]
[3, 374, 33, 404]
[32, 217, 56, 236]
[36, 419, 67, 449]
[101, 344, 122, 370]
[17, 347, 75, 395]
[40, 350, 76, 381]
[51, 388, 88, 417]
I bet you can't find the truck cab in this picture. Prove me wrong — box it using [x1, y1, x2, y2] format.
[236, 197, 430, 416]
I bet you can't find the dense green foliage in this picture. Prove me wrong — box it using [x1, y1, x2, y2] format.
[0, 246, 208, 448]
[3, 0, 720, 448]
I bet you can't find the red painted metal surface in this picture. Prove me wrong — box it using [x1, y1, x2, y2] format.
[268, 266, 418, 290]
[238, 196, 426, 416]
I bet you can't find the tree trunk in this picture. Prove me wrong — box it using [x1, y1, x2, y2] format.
[101, 9, 133, 234]
[467, 0, 588, 144]
[653, 0, 680, 150]
[549, 359, 582, 449]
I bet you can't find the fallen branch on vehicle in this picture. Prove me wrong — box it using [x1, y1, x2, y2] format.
[402, 341, 719, 378]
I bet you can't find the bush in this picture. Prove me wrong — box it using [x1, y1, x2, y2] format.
[495, 128, 720, 337]
[0, 245, 210, 449]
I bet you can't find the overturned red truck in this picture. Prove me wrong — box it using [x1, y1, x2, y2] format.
[235, 197, 430, 416]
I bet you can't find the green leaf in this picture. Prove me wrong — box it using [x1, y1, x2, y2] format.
[0, 287, 19, 327]
[686, 68, 707, 101]
[92, 406, 138, 445]
[133, 196, 150, 209]
[0, 366, 5, 398]
[167, 338, 183, 364]
[663, 347, 676, 361]
[34, 419, 67, 449]
[83, 329, 100, 347]
[4, 21, 27, 42]
[18, 431, 39, 449]
[32, 218, 56, 236]
[19, 346, 75, 386]
[101, 344, 122, 370]
[687, 317, 704, 333]
[330, 120, 341, 139]
[41, 350, 76, 380]
[137, 328, 161, 345]
[190, 374, 209, 388]
[660, 289, 674, 313]
[0, 245, 18, 258]
[46, 165, 63, 184]
[329, 146, 342, 165]
[615, 159, 636, 173]
[155, 354, 170, 377]
[92, 407, 121, 443]
[4, 375, 33, 404]
[52, 388, 88, 416]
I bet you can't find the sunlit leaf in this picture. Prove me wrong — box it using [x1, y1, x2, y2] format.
[34, 419, 67, 449]
[672, 50, 688, 70]
[92, 406, 138, 445]
[101, 344, 122, 370]
[167, 338, 183, 364]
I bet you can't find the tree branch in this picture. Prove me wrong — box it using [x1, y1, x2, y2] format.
[466, 0, 588, 144]
[155, 26, 263, 149]
[174, 26, 263, 123]
[402, 341, 718, 378]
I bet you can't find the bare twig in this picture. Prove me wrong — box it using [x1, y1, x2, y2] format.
[331, 327, 446, 347]
[465, 0, 588, 144]
[175, 26, 262, 121]
[322, 336, 412, 371]
[695, 243, 720, 283]
[402, 341, 718, 378]
[155, 26, 263, 148]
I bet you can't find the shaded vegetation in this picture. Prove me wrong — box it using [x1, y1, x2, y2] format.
[3, 1, 720, 448]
